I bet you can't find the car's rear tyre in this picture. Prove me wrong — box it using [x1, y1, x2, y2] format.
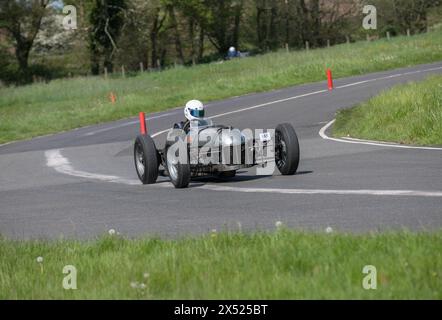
[275, 123, 300, 175]
[134, 134, 159, 184]
[165, 146, 191, 189]
[217, 170, 236, 178]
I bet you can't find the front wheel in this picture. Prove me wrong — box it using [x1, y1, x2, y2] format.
[134, 134, 159, 184]
[275, 123, 300, 175]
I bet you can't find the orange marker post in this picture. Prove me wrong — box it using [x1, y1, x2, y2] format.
[139, 112, 147, 135]
[109, 92, 117, 103]
[327, 69, 333, 91]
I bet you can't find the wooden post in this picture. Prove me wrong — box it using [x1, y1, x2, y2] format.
[192, 57, 196, 66]
[366, 34, 370, 42]
[407, 29, 411, 37]
[305, 41, 309, 51]
[139, 62, 144, 73]
[157, 59, 161, 70]
[327, 39, 330, 48]
[121, 65, 126, 78]
[386, 31, 390, 40]
[104, 67, 108, 80]
[346, 36, 350, 44]
[285, 43, 289, 52]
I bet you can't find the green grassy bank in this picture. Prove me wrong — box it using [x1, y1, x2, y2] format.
[333, 75, 442, 146]
[1, 230, 441, 299]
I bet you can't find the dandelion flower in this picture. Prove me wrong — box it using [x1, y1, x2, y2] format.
[36, 256, 44, 274]
[130, 281, 138, 289]
[143, 273, 150, 279]
[325, 226, 333, 233]
[108, 229, 116, 235]
[275, 221, 283, 229]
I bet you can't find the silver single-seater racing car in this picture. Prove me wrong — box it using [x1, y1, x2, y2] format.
[133, 118, 300, 189]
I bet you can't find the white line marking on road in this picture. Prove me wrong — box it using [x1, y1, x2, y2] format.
[319, 119, 442, 151]
[150, 90, 328, 139]
[45, 149, 140, 185]
[45, 149, 442, 197]
[335, 66, 442, 89]
[83, 113, 176, 136]
[199, 184, 442, 197]
[209, 90, 328, 119]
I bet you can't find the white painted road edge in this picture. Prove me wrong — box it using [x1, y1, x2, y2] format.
[319, 119, 442, 151]
[45, 149, 442, 197]
[45, 149, 140, 185]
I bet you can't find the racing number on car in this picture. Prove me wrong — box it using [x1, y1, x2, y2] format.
[259, 132, 272, 142]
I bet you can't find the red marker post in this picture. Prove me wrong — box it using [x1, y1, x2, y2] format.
[327, 68, 334, 91]
[139, 112, 147, 135]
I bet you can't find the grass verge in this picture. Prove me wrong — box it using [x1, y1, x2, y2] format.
[333, 75, 442, 146]
[1, 31, 442, 144]
[1, 230, 441, 299]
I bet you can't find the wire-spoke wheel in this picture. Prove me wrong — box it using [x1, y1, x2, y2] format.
[165, 145, 191, 189]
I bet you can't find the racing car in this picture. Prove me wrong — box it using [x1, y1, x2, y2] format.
[133, 118, 300, 189]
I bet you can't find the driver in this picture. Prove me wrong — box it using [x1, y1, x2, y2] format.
[174, 100, 206, 133]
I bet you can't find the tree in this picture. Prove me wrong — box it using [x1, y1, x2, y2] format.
[0, 0, 50, 80]
[366, 0, 440, 35]
[174, 0, 208, 63]
[392, 0, 440, 33]
[89, 0, 127, 74]
[204, 0, 245, 55]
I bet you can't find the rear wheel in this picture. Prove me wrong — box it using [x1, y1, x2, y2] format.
[275, 123, 300, 175]
[134, 134, 159, 184]
[165, 146, 191, 189]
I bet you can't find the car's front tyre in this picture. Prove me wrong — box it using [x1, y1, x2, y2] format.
[134, 134, 159, 184]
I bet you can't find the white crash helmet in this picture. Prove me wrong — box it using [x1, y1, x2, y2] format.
[229, 46, 236, 53]
[184, 100, 205, 121]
